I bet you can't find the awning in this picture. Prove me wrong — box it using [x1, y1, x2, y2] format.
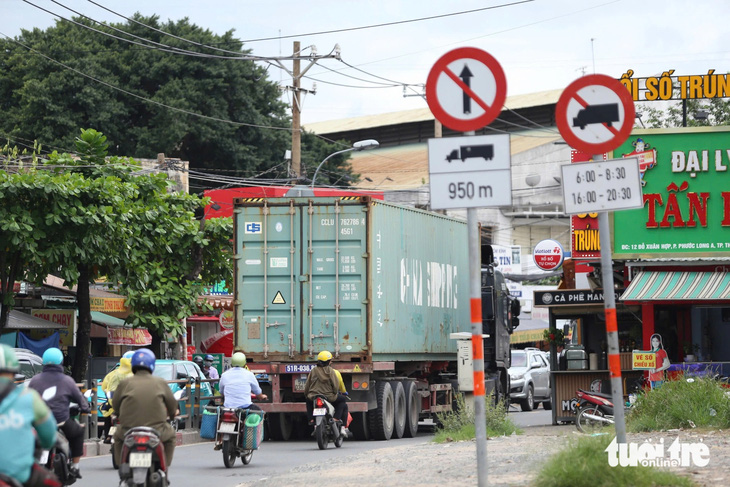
[91, 311, 127, 327]
[186, 315, 221, 324]
[6, 310, 67, 330]
[200, 329, 233, 356]
[621, 271, 730, 302]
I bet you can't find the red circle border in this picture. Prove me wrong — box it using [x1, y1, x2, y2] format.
[555, 74, 635, 154]
[426, 47, 507, 133]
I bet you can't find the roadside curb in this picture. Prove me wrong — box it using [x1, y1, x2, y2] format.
[82, 430, 211, 457]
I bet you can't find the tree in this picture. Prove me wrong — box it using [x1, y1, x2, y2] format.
[0, 15, 354, 183]
[637, 98, 730, 128]
[1, 129, 233, 381]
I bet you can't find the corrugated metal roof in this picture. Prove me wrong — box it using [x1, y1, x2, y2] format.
[304, 89, 562, 135]
[349, 130, 562, 191]
[7, 310, 66, 330]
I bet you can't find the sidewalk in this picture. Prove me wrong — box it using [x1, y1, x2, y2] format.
[82, 430, 209, 457]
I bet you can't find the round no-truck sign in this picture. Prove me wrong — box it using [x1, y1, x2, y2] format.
[555, 74, 635, 154]
[426, 47, 507, 132]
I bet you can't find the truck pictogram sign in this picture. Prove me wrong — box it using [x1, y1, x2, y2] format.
[446, 144, 494, 162]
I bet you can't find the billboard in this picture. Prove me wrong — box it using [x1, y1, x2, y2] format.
[612, 128, 730, 258]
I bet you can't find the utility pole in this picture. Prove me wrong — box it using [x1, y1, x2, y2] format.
[291, 41, 302, 180]
[272, 42, 340, 181]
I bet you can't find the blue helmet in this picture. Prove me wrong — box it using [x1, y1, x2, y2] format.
[204, 354, 214, 362]
[42, 347, 64, 365]
[131, 348, 156, 373]
[122, 351, 135, 360]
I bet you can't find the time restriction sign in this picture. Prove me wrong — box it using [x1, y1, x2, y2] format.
[561, 157, 643, 214]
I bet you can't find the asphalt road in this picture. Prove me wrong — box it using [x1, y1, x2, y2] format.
[78, 432, 433, 487]
[76, 408, 551, 486]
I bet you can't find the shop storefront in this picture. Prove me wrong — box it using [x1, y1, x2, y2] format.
[534, 289, 644, 424]
[615, 128, 730, 379]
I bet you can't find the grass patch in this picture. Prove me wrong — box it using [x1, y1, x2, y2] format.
[433, 393, 519, 443]
[535, 435, 693, 487]
[627, 374, 730, 432]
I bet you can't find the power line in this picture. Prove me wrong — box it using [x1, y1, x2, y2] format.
[236, 1, 534, 43]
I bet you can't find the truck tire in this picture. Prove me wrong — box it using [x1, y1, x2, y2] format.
[267, 413, 293, 441]
[368, 381, 394, 440]
[401, 380, 419, 438]
[520, 384, 534, 412]
[392, 381, 406, 439]
[349, 412, 370, 441]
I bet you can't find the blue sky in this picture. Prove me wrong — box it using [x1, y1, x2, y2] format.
[2, 0, 729, 124]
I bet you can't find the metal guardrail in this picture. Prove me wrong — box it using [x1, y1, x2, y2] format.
[80, 376, 223, 439]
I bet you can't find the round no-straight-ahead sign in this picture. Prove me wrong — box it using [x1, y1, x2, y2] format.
[533, 239, 564, 271]
[555, 74, 635, 155]
[426, 47, 507, 132]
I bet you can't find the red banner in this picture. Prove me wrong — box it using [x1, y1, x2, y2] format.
[107, 327, 152, 346]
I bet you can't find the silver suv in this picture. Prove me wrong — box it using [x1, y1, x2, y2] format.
[509, 348, 551, 411]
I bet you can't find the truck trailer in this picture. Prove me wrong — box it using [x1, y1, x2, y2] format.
[232, 196, 518, 441]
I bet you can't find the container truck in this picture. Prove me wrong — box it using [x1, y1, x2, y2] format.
[232, 196, 518, 441]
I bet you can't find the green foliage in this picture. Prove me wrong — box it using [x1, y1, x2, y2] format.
[627, 375, 730, 432]
[0, 15, 320, 178]
[433, 393, 518, 442]
[0, 129, 232, 338]
[637, 98, 730, 128]
[535, 435, 693, 487]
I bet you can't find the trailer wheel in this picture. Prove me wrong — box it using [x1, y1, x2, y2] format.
[401, 381, 419, 438]
[368, 381, 394, 440]
[392, 381, 406, 439]
[267, 413, 293, 441]
[349, 412, 370, 441]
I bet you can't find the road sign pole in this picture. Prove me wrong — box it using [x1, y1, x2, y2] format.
[597, 202, 627, 445]
[468, 205, 488, 487]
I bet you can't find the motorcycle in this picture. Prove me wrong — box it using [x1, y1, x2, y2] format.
[216, 407, 264, 468]
[117, 426, 169, 487]
[311, 395, 344, 450]
[40, 404, 84, 485]
[574, 388, 619, 434]
[0, 473, 22, 487]
[116, 390, 185, 486]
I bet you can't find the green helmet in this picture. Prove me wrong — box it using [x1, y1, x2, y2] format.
[0, 344, 20, 374]
[231, 352, 247, 367]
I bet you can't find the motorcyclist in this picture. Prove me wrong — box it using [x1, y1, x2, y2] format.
[214, 352, 268, 450]
[112, 348, 178, 468]
[304, 350, 350, 437]
[28, 347, 91, 479]
[203, 354, 219, 380]
[100, 350, 134, 443]
[0, 344, 61, 487]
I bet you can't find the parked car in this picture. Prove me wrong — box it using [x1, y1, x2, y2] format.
[13, 348, 44, 383]
[509, 348, 551, 411]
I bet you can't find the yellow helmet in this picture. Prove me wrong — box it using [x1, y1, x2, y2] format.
[317, 350, 333, 362]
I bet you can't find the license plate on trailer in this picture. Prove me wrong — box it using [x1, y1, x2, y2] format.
[218, 422, 237, 433]
[129, 452, 152, 468]
[313, 408, 326, 416]
[293, 376, 308, 392]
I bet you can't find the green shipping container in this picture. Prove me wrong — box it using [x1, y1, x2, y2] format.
[233, 197, 471, 363]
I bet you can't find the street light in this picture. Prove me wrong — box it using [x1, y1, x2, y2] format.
[311, 139, 379, 188]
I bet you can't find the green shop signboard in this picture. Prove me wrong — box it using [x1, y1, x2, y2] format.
[612, 127, 730, 258]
